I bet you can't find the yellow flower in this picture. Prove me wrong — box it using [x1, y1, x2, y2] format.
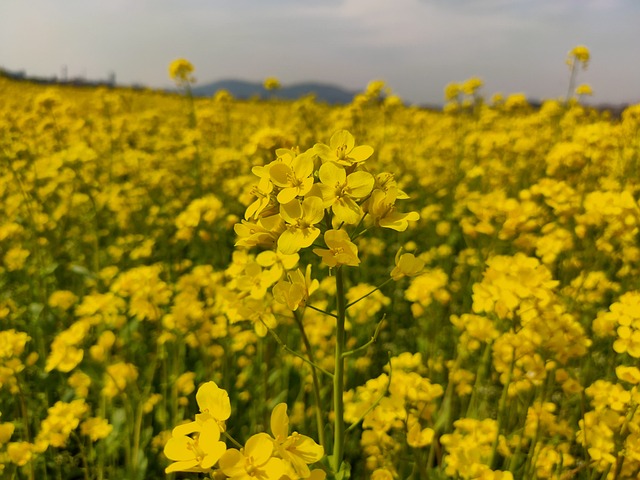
[272, 265, 319, 311]
[313, 229, 360, 268]
[461, 77, 483, 96]
[371, 468, 395, 480]
[365, 188, 419, 231]
[0, 422, 15, 445]
[270, 403, 324, 478]
[567, 45, 590, 68]
[407, 423, 435, 448]
[80, 417, 113, 442]
[48, 290, 79, 310]
[235, 215, 285, 250]
[4, 246, 30, 271]
[616, 366, 640, 384]
[264, 77, 281, 91]
[277, 196, 324, 254]
[195, 381, 232, 431]
[444, 82, 460, 102]
[219, 432, 285, 479]
[575, 83, 593, 96]
[270, 152, 315, 204]
[390, 251, 425, 280]
[7, 441, 33, 466]
[169, 58, 195, 85]
[314, 130, 374, 166]
[164, 418, 226, 473]
[317, 161, 374, 224]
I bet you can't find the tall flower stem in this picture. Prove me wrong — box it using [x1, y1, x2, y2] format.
[566, 61, 577, 104]
[293, 309, 326, 450]
[332, 266, 347, 473]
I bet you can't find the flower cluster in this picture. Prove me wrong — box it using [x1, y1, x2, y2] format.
[235, 130, 419, 260]
[164, 381, 324, 479]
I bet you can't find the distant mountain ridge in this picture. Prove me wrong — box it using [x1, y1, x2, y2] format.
[191, 79, 357, 104]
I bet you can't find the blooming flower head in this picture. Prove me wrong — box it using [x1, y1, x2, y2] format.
[277, 196, 324, 254]
[272, 265, 319, 311]
[313, 229, 360, 268]
[219, 432, 286, 479]
[567, 45, 590, 69]
[270, 403, 324, 478]
[270, 152, 315, 204]
[317, 161, 374, 225]
[195, 381, 231, 430]
[365, 188, 419, 231]
[169, 58, 195, 86]
[164, 418, 226, 474]
[390, 250, 425, 281]
[314, 130, 374, 167]
[575, 84, 593, 96]
[264, 77, 281, 91]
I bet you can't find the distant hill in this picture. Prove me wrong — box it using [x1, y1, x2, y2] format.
[190, 79, 357, 104]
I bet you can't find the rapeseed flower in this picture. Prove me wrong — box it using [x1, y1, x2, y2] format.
[316, 161, 374, 224]
[270, 403, 324, 478]
[169, 58, 195, 86]
[219, 432, 285, 479]
[164, 418, 226, 473]
[277, 196, 324, 254]
[313, 229, 360, 268]
[314, 130, 373, 166]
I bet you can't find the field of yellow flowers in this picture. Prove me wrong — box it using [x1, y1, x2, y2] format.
[2, 52, 640, 480]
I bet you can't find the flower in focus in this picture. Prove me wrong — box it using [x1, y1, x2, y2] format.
[317, 161, 374, 224]
[164, 418, 226, 473]
[195, 381, 232, 431]
[270, 403, 324, 478]
[272, 265, 319, 311]
[270, 152, 315, 204]
[219, 432, 286, 479]
[277, 196, 324, 254]
[390, 250, 425, 280]
[365, 188, 419, 231]
[313, 229, 360, 268]
[314, 130, 374, 166]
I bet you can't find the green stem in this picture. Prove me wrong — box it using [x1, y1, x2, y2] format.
[266, 322, 334, 378]
[491, 356, 514, 469]
[342, 316, 385, 358]
[293, 309, 327, 450]
[566, 61, 577, 104]
[345, 277, 393, 309]
[332, 266, 347, 473]
[307, 304, 338, 318]
[223, 431, 244, 449]
[15, 376, 35, 480]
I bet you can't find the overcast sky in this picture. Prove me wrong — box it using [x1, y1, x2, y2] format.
[2, 0, 639, 105]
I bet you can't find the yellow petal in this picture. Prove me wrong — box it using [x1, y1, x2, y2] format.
[270, 163, 293, 188]
[349, 145, 374, 162]
[244, 433, 274, 465]
[347, 171, 374, 198]
[219, 449, 246, 477]
[165, 459, 199, 473]
[271, 403, 289, 440]
[330, 130, 355, 154]
[319, 162, 346, 186]
[164, 436, 195, 462]
[196, 381, 231, 421]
